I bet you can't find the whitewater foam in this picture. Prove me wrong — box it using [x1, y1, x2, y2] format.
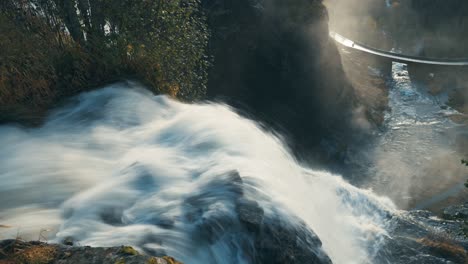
[0, 83, 396, 263]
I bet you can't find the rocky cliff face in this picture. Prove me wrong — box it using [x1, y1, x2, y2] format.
[402, 1, 468, 115]
[203, 0, 356, 162]
[410, 0, 468, 53]
[386, 0, 468, 57]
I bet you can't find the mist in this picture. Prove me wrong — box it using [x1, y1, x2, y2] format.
[324, 0, 468, 210]
[326, 0, 468, 57]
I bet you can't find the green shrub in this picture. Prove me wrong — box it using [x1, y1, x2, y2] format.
[0, 0, 209, 123]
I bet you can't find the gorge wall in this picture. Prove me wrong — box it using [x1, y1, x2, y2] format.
[409, 0, 468, 57]
[203, 0, 357, 163]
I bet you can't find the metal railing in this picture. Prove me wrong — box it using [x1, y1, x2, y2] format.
[330, 31, 468, 66]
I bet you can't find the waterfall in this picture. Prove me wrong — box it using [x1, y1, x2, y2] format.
[0, 83, 396, 263]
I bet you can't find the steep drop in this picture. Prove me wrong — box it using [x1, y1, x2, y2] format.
[0, 84, 396, 264]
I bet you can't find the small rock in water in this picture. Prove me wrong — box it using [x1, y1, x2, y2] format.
[63, 236, 74, 246]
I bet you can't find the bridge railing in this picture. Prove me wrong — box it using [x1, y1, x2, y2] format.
[330, 31, 468, 66]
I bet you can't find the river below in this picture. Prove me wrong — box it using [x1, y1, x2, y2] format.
[348, 62, 468, 210]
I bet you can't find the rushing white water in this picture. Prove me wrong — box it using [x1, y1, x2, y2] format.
[0, 83, 396, 263]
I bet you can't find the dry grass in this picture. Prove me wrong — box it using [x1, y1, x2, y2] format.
[0, 240, 184, 264]
[13, 245, 56, 264]
[0, 238, 56, 264]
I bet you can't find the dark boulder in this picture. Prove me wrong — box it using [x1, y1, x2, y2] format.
[252, 211, 332, 264]
[233, 194, 331, 263]
[184, 170, 332, 263]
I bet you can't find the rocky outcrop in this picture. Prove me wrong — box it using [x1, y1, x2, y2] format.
[375, 205, 468, 263]
[183, 171, 332, 264]
[0, 241, 181, 264]
[238, 200, 332, 264]
[395, 1, 468, 115]
[443, 203, 468, 221]
[391, 1, 468, 57]
[409, 0, 468, 57]
[203, 0, 356, 162]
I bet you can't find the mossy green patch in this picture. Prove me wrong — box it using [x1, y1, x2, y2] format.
[146, 257, 159, 264]
[115, 258, 126, 264]
[119, 246, 139, 256]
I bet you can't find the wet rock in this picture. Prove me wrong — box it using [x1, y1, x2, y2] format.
[443, 203, 468, 221]
[236, 198, 264, 232]
[62, 236, 74, 246]
[181, 170, 332, 263]
[253, 216, 332, 264]
[375, 209, 468, 263]
[232, 186, 331, 263]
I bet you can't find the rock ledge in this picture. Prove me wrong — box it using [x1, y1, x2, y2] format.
[0, 240, 181, 264]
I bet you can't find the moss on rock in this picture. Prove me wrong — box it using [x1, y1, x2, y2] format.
[0, 240, 181, 264]
[119, 246, 139, 256]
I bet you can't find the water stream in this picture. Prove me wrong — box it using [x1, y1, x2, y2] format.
[364, 63, 467, 209]
[0, 84, 396, 264]
[0, 66, 466, 263]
